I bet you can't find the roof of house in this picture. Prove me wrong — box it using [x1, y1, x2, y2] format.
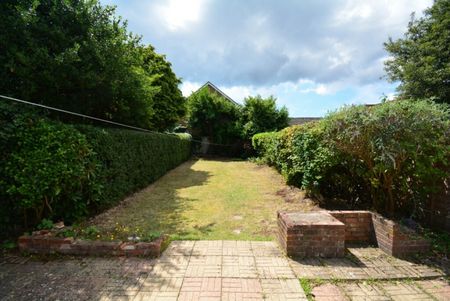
[194, 81, 241, 106]
[288, 117, 322, 126]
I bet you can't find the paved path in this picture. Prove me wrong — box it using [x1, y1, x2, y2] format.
[0, 240, 448, 301]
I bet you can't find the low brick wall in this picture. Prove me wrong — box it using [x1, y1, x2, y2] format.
[278, 211, 346, 258]
[329, 211, 374, 244]
[372, 213, 430, 257]
[18, 230, 163, 257]
[278, 210, 431, 258]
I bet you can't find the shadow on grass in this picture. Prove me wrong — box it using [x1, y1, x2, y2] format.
[91, 159, 212, 239]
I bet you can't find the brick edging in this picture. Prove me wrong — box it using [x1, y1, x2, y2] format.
[18, 230, 165, 257]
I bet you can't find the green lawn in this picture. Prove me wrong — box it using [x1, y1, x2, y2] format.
[89, 158, 316, 240]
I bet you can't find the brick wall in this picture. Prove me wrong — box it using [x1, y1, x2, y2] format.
[278, 211, 346, 258]
[329, 211, 374, 244]
[372, 213, 430, 257]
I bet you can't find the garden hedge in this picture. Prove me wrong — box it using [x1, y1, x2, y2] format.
[253, 99, 450, 219]
[77, 126, 192, 211]
[0, 103, 191, 238]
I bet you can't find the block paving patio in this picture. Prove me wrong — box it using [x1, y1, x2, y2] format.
[0, 240, 449, 300]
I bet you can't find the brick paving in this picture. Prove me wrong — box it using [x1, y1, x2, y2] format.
[312, 284, 347, 301]
[0, 241, 448, 300]
[289, 246, 445, 280]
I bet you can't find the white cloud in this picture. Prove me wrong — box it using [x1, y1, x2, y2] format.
[155, 0, 207, 31]
[180, 81, 202, 96]
[334, 2, 373, 25]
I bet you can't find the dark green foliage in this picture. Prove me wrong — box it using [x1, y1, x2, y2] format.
[78, 126, 192, 210]
[423, 229, 450, 256]
[187, 87, 241, 144]
[141, 46, 187, 131]
[384, 0, 450, 104]
[240, 95, 289, 140]
[0, 0, 185, 130]
[37, 219, 54, 230]
[1, 108, 97, 227]
[187, 89, 289, 157]
[0, 105, 191, 238]
[323, 100, 450, 216]
[253, 100, 450, 218]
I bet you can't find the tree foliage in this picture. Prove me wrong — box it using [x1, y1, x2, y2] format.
[187, 87, 241, 144]
[0, 0, 185, 130]
[141, 46, 186, 131]
[240, 95, 289, 140]
[384, 0, 450, 104]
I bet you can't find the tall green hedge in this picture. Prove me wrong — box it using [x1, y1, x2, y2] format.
[78, 126, 192, 211]
[253, 100, 450, 218]
[0, 103, 191, 238]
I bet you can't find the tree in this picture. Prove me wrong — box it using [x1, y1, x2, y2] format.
[187, 88, 241, 144]
[141, 46, 186, 131]
[0, 0, 185, 130]
[384, 0, 450, 104]
[240, 95, 289, 140]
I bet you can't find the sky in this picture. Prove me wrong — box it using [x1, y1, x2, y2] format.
[101, 0, 432, 117]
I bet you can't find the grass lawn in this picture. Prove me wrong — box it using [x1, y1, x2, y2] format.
[89, 158, 316, 241]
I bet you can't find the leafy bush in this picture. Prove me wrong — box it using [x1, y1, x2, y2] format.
[240, 95, 289, 140]
[253, 100, 450, 218]
[0, 105, 191, 238]
[2, 114, 97, 227]
[252, 132, 280, 164]
[187, 87, 241, 145]
[323, 100, 449, 216]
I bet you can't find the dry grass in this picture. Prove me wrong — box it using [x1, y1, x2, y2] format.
[89, 158, 317, 240]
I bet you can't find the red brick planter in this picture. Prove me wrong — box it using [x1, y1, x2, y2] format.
[278, 211, 346, 258]
[278, 210, 430, 258]
[18, 230, 165, 257]
[372, 213, 430, 257]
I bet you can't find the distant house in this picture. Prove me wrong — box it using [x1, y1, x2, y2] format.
[288, 117, 322, 126]
[194, 81, 241, 106]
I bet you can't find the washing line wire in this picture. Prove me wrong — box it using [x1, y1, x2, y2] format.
[0, 94, 163, 134]
[0, 94, 236, 147]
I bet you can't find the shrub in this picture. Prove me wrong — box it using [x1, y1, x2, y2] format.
[253, 99, 450, 218]
[187, 87, 241, 145]
[0, 105, 192, 238]
[78, 126, 192, 210]
[252, 132, 279, 164]
[3, 116, 97, 227]
[240, 95, 289, 140]
[323, 100, 450, 217]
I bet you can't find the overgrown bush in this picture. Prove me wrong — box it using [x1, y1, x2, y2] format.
[0, 105, 192, 238]
[253, 100, 450, 218]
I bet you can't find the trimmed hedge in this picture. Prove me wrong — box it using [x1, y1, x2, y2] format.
[78, 126, 192, 211]
[253, 100, 450, 218]
[0, 103, 191, 238]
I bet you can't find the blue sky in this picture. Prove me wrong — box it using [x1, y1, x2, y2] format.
[101, 0, 431, 117]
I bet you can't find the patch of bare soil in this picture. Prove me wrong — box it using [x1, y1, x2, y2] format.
[276, 186, 307, 203]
